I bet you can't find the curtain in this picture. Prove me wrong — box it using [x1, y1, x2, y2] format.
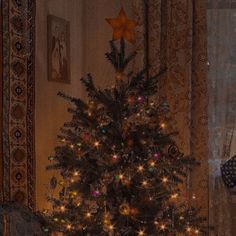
[133, 0, 209, 225]
[207, 1, 236, 235]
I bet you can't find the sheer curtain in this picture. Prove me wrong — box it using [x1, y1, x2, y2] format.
[208, 2, 236, 235]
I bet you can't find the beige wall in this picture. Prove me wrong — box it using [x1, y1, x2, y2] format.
[35, 0, 84, 210]
[35, 0, 134, 210]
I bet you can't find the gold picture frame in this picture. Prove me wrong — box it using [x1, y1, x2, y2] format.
[47, 15, 70, 83]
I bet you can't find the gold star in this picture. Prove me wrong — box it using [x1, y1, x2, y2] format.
[106, 8, 136, 44]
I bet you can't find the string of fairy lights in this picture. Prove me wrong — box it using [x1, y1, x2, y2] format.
[42, 7, 205, 235]
[43, 102, 201, 235]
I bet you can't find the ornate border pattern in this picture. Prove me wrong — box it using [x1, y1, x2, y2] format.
[2, 0, 35, 210]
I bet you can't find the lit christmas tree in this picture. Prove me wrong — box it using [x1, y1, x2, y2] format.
[43, 8, 206, 236]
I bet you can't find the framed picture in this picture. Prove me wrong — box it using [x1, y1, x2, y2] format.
[47, 15, 70, 83]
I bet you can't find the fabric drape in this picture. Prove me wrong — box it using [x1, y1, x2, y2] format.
[133, 0, 209, 224]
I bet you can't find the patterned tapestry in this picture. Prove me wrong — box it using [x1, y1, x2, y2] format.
[1, 0, 35, 210]
[133, 0, 209, 224]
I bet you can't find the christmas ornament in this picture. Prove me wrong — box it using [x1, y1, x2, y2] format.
[50, 176, 57, 189]
[119, 202, 130, 215]
[168, 144, 180, 158]
[106, 8, 136, 43]
[43, 19, 206, 235]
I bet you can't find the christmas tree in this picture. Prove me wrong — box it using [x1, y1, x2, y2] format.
[43, 8, 206, 236]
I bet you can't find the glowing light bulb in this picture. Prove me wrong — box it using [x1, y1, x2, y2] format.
[160, 123, 166, 129]
[94, 141, 99, 147]
[109, 225, 114, 231]
[171, 193, 178, 199]
[150, 161, 155, 167]
[160, 224, 166, 230]
[60, 206, 65, 212]
[86, 212, 91, 218]
[187, 227, 192, 232]
[119, 174, 124, 180]
[138, 165, 144, 172]
[142, 180, 148, 186]
[138, 230, 145, 236]
[70, 178, 75, 183]
[74, 171, 79, 176]
[69, 144, 74, 149]
[162, 177, 168, 183]
[192, 194, 196, 200]
[195, 229, 199, 234]
[66, 224, 72, 230]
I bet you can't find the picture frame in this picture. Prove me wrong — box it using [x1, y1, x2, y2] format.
[47, 15, 70, 83]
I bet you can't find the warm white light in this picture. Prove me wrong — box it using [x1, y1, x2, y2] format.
[171, 193, 178, 199]
[160, 224, 166, 230]
[160, 123, 166, 129]
[119, 174, 124, 180]
[187, 227, 192, 232]
[138, 230, 145, 236]
[142, 180, 148, 186]
[150, 161, 155, 167]
[66, 224, 72, 230]
[162, 177, 168, 183]
[94, 141, 99, 147]
[86, 212, 91, 218]
[60, 206, 65, 212]
[138, 165, 144, 172]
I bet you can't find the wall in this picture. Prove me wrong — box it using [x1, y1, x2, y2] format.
[35, 0, 134, 210]
[35, 0, 84, 210]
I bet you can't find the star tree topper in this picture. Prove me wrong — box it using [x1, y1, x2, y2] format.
[106, 8, 136, 44]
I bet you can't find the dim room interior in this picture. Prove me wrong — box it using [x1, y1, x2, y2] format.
[0, 0, 236, 235]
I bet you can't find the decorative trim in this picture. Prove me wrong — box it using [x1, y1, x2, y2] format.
[0, 0, 4, 203]
[2, 0, 35, 210]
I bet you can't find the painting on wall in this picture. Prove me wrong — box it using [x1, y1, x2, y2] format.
[48, 15, 70, 83]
